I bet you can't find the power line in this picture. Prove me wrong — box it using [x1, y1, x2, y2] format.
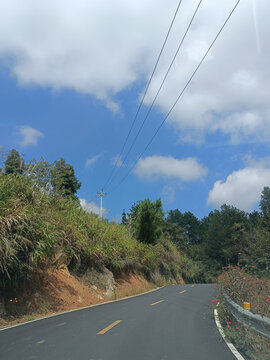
[107, 0, 241, 196]
[105, 0, 204, 190]
[102, 0, 183, 190]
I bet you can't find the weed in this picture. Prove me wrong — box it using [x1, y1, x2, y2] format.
[25, 315, 35, 322]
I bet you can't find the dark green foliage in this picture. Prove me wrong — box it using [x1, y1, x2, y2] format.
[4, 149, 24, 175]
[260, 186, 270, 216]
[165, 210, 201, 245]
[163, 220, 187, 249]
[201, 205, 248, 273]
[167, 189, 270, 280]
[121, 209, 128, 226]
[51, 158, 81, 199]
[240, 229, 270, 277]
[248, 211, 263, 228]
[129, 199, 164, 244]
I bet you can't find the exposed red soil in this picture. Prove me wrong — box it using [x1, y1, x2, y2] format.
[115, 273, 155, 298]
[0, 266, 156, 329]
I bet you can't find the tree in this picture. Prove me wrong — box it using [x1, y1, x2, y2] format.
[202, 205, 248, 271]
[163, 219, 187, 249]
[248, 210, 262, 228]
[121, 209, 128, 226]
[244, 228, 270, 276]
[4, 149, 24, 175]
[129, 199, 164, 244]
[25, 157, 53, 191]
[165, 209, 201, 245]
[51, 158, 81, 199]
[260, 187, 270, 216]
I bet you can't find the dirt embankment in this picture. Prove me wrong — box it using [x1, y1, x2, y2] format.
[0, 266, 157, 329]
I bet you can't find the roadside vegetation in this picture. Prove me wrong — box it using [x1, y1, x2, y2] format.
[214, 190, 270, 359]
[219, 266, 270, 317]
[217, 266, 270, 358]
[0, 150, 200, 310]
[217, 298, 270, 360]
[0, 174, 190, 296]
[0, 147, 270, 352]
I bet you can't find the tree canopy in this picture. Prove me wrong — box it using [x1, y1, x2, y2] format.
[4, 149, 24, 175]
[3, 149, 81, 200]
[260, 186, 270, 216]
[129, 198, 164, 244]
[51, 158, 81, 199]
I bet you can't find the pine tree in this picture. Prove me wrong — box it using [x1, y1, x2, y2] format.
[260, 187, 270, 216]
[51, 158, 81, 199]
[4, 149, 24, 175]
[129, 199, 164, 244]
[121, 209, 128, 225]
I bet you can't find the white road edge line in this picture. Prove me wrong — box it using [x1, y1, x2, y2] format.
[0, 286, 165, 332]
[214, 308, 246, 360]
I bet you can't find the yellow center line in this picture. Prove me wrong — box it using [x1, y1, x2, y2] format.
[179, 290, 187, 294]
[150, 300, 164, 306]
[97, 320, 122, 335]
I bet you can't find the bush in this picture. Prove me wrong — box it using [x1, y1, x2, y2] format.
[218, 266, 270, 317]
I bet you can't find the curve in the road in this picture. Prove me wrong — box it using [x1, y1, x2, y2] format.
[0, 284, 240, 360]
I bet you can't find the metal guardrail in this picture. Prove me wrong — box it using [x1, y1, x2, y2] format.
[223, 293, 270, 339]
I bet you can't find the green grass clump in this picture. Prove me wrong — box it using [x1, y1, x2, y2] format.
[0, 175, 192, 296]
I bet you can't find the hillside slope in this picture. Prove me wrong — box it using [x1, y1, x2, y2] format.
[0, 175, 189, 323]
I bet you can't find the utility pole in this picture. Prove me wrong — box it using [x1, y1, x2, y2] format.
[96, 189, 107, 219]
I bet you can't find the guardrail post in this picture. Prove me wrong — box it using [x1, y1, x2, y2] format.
[243, 302, 250, 310]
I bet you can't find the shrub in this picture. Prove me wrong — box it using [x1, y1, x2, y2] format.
[218, 266, 270, 317]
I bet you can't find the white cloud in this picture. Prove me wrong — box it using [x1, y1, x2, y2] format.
[0, 0, 269, 142]
[161, 185, 175, 203]
[134, 155, 208, 181]
[142, 0, 270, 144]
[19, 126, 43, 147]
[0, 0, 171, 112]
[80, 198, 106, 217]
[85, 154, 102, 168]
[111, 154, 123, 168]
[207, 158, 270, 211]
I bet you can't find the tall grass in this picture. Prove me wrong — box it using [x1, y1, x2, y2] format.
[0, 174, 193, 295]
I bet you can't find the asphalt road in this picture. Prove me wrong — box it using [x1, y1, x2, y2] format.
[0, 284, 237, 360]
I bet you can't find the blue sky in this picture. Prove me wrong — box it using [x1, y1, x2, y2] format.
[0, 0, 269, 221]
